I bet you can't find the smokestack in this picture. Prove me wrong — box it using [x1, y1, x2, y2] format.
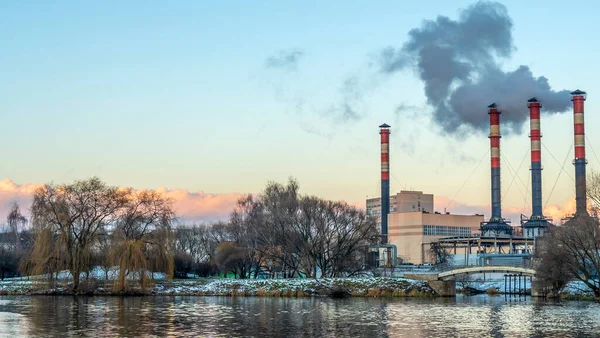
[523, 97, 551, 238]
[480, 104, 512, 237]
[528, 98, 543, 217]
[489, 104, 502, 220]
[572, 90, 588, 216]
[380, 123, 390, 244]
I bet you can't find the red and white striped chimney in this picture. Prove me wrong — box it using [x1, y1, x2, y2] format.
[571, 90, 587, 216]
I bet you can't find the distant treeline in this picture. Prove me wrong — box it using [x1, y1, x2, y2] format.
[0, 177, 378, 293]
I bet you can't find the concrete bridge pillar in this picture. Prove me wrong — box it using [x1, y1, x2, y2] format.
[428, 280, 456, 297]
[404, 273, 456, 297]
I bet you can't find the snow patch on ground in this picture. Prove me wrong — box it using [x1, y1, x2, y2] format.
[153, 277, 433, 296]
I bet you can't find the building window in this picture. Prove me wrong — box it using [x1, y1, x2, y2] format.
[423, 225, 471, 237]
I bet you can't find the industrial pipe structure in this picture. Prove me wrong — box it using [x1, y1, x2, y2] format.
[522, 98, 550, 238]
[480, 104, 513, 238]
[380, 123, 390, 244]
[572, 90, 588, 216]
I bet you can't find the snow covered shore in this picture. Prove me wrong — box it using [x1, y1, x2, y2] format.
[0, 276, 595, 299]
[153, 277, 434, 297]
[0, 277, 435, 297]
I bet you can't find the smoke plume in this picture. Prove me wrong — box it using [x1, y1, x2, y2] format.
[379, 1, 570, 134]
[265, 49, 304, 71]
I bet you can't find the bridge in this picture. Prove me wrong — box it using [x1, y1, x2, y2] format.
[437, 265, 535, 280]
[404, 259, 537, 296]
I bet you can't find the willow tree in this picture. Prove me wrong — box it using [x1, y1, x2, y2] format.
[29, 177, 126, 291]
[22, 226, 66, 288]
[110, 189, 175, 292]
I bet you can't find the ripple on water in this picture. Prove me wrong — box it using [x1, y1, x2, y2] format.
[0, 295, 598, 337]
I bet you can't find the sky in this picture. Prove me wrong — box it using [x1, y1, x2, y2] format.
[1, 1, 600, 224]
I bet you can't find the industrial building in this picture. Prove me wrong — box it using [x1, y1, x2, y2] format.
[368, 90, 588, 267]
[367, 190, 483, 264]
[387, 203, 484, 264]
[366, 190, 434, 225]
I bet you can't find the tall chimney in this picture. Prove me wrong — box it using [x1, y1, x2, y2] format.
[523, 97, 551, 238]
[379, 123, 390, 244]
[489, 104, 502, 220]
[528, 98, 543, 217]
[571, 90, 587, 216]
[480, 103, 512, 237]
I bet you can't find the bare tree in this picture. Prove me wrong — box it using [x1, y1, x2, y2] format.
[257, 178, 302, 278]
[110, 189, 175, 292]
[206, 179, 379, 279]
[214, 242, 246, 278]
[429, 242, 451, 265]
[29, 178, 126, 291]
[534, 228, 573, 297]
[588, 170, 600, 216]
[7, 203, 27, 250]
[536, 215, 600, 298]
[228, 194, 266, 279]
[174, 224, 210, 264]
[93, 229, 114, 282]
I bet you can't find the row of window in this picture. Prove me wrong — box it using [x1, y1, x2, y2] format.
[366, 208, 399, 215]
[423, 225, 471, 237]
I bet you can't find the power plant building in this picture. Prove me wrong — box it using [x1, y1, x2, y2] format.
[366, 190, 434, 227]
[367, 191, 482, 264]
[387, 202, 484, 264]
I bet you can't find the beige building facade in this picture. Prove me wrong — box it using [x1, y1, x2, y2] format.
[366, 191, 434, 230]
[388, 212, 484, 264]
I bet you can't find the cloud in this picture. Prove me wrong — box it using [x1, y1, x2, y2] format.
[265, 49, 304, 71]
[0, 179, 43, 222]
[0, 179, 244, 224]
[436, 194, 580, 225]
[435, 195, 525, 224]
[378, 1, 570, 135]
[543, 198, 577, 224]
[154, 187, 244, 223]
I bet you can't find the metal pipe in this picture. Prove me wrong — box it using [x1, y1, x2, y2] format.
[571, 90, 587, 216]
[380, 123, 391, 243]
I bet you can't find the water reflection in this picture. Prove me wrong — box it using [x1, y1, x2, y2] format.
[0, 295, 598, 337]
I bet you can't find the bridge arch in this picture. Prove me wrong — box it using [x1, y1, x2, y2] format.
[438, 266, 536, 280]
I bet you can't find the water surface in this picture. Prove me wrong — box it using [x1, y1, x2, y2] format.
[0, 295, 598, 337]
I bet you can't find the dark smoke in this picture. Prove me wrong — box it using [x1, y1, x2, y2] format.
[265, 49, 304, 71]
[379, 1, 570, 134]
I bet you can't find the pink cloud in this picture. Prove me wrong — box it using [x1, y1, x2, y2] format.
[0, 179, 43, 223]
[543, 198, 577, 224]
[0, 179, 244, 223]
[153, 187, 245, 223]
[437, 194, 580, 225]
[435, 195, 528, 224]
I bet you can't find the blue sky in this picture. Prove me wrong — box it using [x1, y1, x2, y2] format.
[1, 1, 599, 222]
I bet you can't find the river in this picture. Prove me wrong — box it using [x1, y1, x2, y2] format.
[0, 295, 598, 337]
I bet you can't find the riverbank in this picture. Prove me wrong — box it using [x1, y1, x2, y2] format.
[0, 277, 435, 297]
[456, 280, 597, 300]
[0, 277, 596, 299]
